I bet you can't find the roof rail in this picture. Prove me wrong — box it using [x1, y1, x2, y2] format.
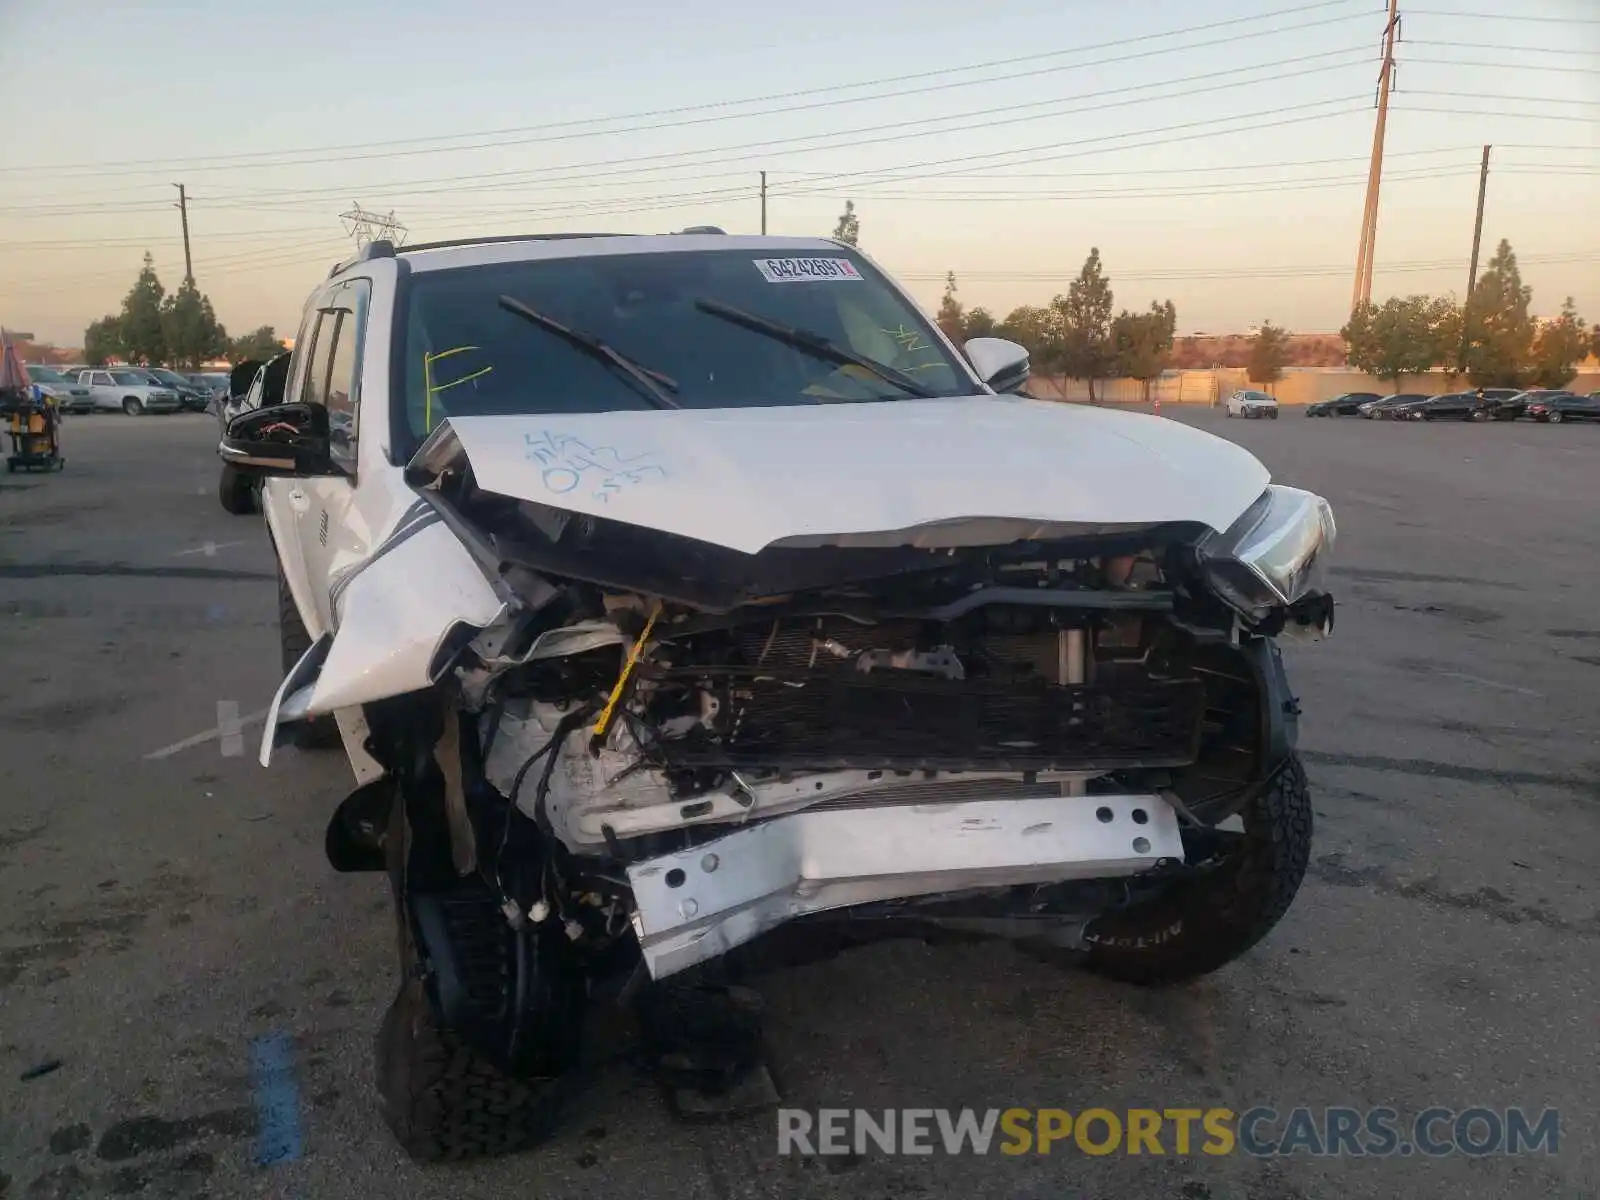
[398, 233, 632, 254]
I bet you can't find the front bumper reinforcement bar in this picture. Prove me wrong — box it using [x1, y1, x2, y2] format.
[626, 793, 1185, 979]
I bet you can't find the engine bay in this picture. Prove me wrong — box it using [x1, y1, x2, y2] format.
[437, 488, 1269, 857]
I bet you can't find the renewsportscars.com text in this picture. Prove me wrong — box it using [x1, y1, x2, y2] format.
[777, 1107, 1559, 1158]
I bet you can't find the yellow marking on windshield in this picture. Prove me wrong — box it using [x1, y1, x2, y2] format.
[422, 346, 491, 433]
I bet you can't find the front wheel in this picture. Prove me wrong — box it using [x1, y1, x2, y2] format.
[218, 464, 255, 515]
[122, 397, 143, 416]
[376, 976, 569, 1162]
[1078, 756, 1312, 985]
[1547, 411, 1563, 424]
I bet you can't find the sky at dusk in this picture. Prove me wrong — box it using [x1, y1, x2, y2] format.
[2, 0, 1596, 347]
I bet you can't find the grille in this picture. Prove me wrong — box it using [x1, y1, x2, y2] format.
[656, 670, 1205, 772]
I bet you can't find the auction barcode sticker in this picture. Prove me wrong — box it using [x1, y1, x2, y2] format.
[754, 257, 864, 283]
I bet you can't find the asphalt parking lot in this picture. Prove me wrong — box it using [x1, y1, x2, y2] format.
[1, 407, 1597, 1200]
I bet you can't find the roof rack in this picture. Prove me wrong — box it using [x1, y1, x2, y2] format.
[327, 237, 397, 279]
[397, 233, 632, 254]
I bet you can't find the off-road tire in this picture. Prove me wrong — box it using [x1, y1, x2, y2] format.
[218, 464, 255, 515]
[375, 977, 568, 1162]
[1076, 755, 1312, 985]
[278, 568, 340, 749]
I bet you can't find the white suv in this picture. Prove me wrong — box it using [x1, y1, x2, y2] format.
[219, 232, 1336, 1161]
[75, 368, 181, 414]
[1225, 388, 1279, 419]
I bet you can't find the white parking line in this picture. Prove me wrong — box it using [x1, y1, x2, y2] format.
[145, 706, 269, 760]
[174, 540, 244, 558]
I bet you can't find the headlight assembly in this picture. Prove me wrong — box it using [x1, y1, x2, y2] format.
[1198, 485, 1336, 621]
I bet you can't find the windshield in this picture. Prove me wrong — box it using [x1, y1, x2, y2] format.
[395, 247, 971, 454]
[110, 370, 151, 385]
[148, 368, 187, 385]
[27, 367, 67, 383]
[1239, 391, 1272, 400]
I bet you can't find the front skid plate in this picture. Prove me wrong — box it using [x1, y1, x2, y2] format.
[627, 793, 1183, 980]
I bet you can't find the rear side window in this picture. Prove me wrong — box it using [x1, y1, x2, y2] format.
[300, 279, 369, 473]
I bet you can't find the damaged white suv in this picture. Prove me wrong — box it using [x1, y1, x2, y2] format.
[221, 231, 1336, 1161]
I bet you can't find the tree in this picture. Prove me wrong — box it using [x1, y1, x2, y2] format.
[963, 306, 998, 339]
[1341, 295, 1455, 389]
[936, 271, 964, 342]
[1527, 298, 1588, 389]
[1111, 300, 1177, 401]
[1462, 239, 1534, 388]
[1247, 321, 1289, 389]
[1428, 296, 1464, 380]
[83, 315, 123, 366]
[832, 201, 859, 246]
[996, 305, 1057, 366]
[161, 277, 229, 369]
[118, 252, 167, 365]
[228, 326, 287, 362]
[1054, 248, 1115, 402]
[1590, 323, 1600, 364]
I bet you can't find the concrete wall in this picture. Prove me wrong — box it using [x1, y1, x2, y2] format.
[1032, 369, 1600, 406]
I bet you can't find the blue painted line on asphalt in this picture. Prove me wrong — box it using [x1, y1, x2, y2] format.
[250, 1031, 303, 1166]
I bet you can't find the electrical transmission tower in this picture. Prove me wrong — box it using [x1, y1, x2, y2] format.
[340, 203, 408, 249]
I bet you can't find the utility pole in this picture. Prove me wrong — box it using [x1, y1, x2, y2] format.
[760, 171, 768, 235]
[1458, 143, 1492, 373]
[1351, 0, 1401, 313]
[173, 183, 193, 284]
[1466, 144, 1491, 299]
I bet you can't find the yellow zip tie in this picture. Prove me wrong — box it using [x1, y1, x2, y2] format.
[590, 601, 662, 748]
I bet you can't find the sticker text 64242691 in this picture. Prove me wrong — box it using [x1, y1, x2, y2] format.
[754, 258, 864, 284]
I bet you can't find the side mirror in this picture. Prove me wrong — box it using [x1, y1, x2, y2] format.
[964, 337, 1031, 394]
[220, 402, 340, 477]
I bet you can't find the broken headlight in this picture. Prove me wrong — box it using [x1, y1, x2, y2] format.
[1197, 485, 1336, 622]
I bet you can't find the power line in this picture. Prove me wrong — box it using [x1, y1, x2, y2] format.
[107, 51, 1380, 211]
[1406, 55, 1600, 73]
[0, 51, 1377, 215]
[899, 250, 1600, 283]
[1394, 105, 1600, 123]
[1412, 90, 1600, 108]
[1405, 8, 1600, 23]
[0, 0, 1373, 177]
[1408, 38, 1590, 54]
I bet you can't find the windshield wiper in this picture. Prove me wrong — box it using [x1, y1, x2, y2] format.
[497, 294, 680, 410]
[691, 297, 936, 400]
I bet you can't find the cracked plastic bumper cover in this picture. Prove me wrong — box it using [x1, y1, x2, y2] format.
[626, 793, 1185, 980]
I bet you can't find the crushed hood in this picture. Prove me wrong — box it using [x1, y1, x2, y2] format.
[408, 396, 1270, 556]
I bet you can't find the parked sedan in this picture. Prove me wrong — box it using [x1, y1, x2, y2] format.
[1482, 389, 1561, 421]
[1306, 391, 1380, 417]
[1358, 392, 1430, 419]
[143, 367, 213, 412]
[20, 365, 94, 413]
[1526, 393, 1599, 423]
[1225, 389, 1279, 418]
[1403, 392, 1485, 421]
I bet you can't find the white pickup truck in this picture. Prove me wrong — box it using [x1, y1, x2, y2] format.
[75, 368, 182, 415]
